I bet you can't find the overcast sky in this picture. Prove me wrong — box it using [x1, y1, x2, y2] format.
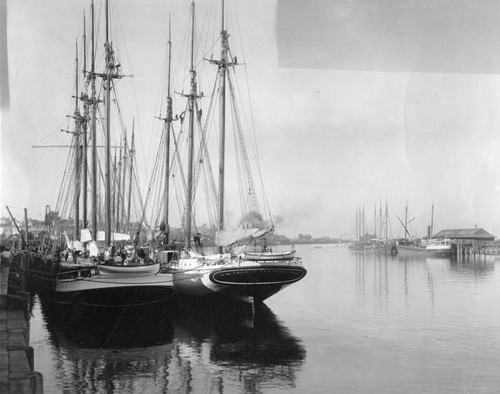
[1, 0, 500, 239]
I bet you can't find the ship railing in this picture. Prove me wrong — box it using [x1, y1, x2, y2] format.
[55, 266, 99, 280]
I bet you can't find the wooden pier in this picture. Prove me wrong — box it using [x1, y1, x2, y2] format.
[1, 251, 43, 394]
[453, 240, 500, 258]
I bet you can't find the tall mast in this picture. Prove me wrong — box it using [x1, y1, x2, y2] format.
[362, 205, 365, 236]
[121, 134, 128, 230]
[73, 41, 81, 240]
[81, 11, 89, 229]
[217, 0, 228, 253]
[163, 15, 173, 243]
[358, 205, 361, 239]
[127, 125, 135, 230]
[104, 0, 112, 245]
[385, 200, 389, 239]
[404, 203, 408, 239]
[378, 201, 382, 239]
[116, 138, 125, 231]
[116, 147, 121, 232]
[185, 0, 196, 249]
[355, 206, 358, 240]
[430, 201, 434, 238]
[112, 152, 117, 233]
[90, 0, 98, 239]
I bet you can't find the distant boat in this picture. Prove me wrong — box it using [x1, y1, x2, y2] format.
[149, 0, 306, 304]
[395, 239, 452, 257]
[395, 203, 451, 257]
[349, 201, 393, 253]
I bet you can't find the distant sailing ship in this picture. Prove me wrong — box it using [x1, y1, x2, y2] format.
[349, 202, 394, 253]
[147, 0, 306, 304]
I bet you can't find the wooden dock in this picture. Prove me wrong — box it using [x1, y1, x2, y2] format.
[1, 251, 43, 394]
[453, 240, 500, 258]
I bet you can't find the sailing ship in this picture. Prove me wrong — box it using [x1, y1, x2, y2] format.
[26, 0, 174, 307]
[349, 202, 395, 253]
[147, 0, 306, 304]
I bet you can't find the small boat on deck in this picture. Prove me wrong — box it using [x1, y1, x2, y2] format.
[240, 248, 296, 262]
[98, 262, 161, 275]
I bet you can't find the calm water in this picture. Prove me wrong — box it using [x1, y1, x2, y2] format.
[28, 245, 500, 393]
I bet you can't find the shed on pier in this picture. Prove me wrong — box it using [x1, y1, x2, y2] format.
[433, 228, 495, 241]
[434, 228, 497, 256]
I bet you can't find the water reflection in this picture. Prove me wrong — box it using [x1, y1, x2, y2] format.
[354, 252, 393, 309]
[353, 251, 496, 315]
[354, 251, 441, 309]
[35, 294, 305, 393]
[450, 256, 496, 278]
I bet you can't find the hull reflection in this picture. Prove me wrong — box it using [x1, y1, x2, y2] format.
[170, 299, 306, 392]
[39, 295, 175, 348]
[34, 292, 305, 393]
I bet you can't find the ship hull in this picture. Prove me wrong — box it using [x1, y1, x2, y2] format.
[171, 259, 307, 303]
[396, 244, 452, 257]
[54, 272, 175, 307]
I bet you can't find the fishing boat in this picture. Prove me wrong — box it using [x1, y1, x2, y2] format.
[146, 0, 306, 304]
[25, 0, 175, 307]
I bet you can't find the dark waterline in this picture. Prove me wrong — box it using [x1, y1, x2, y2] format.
[29, 245, 500, 393]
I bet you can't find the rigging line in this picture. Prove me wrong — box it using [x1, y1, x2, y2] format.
[174, 184, 185, 232]
[153, 142, 167, 228]
[111, 1, 147, 182]
[131, 165, 147, 224]
[172, 110, 188, 199]
[232, 113, 246, 217]
[187, 72, 219, 225]
[141, 126, 166, 224]
[55, 140, 76, 215]
[228, 0, 246, 69]
[200, 0, 217, 58]
[61, 163, 75, 222]
[111, 80, 129, 143]
[106, 1, 144, 175]
[240, 57, 272, 219]
[193, 100, 218, 214]
[233, 65, 271, 221]
[227, 73, 259, 215]
[32, 121, 67, 146]
[144, 140, 161, 226]
[201, 161, 216, 229]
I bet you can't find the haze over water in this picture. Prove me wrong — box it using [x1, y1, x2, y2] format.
[29, 245, 500, 393]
